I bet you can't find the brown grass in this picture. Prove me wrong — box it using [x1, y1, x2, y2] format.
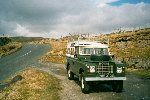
[0, 68, 61, 100]
[41, 40, 67, 64]
[126, 68, 150, 78]
[0, 42, 22, 57]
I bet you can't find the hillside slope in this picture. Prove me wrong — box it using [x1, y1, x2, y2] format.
[41, 28, 150, 70]
[97, 28, 150, 69]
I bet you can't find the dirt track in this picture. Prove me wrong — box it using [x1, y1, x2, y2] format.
[38, 62, 150, 100]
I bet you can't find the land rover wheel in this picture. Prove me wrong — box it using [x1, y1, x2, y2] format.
[67, 67, 74, 80]
[112, 80, 123, 93]
[80, 73, 90, 94]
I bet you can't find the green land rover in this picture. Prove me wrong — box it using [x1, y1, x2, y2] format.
[65, 40, 126, 93]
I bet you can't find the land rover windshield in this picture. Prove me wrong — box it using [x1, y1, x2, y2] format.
[80, 47, 109, 55]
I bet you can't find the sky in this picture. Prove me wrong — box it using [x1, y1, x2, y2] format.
[0, 0, 150, 38]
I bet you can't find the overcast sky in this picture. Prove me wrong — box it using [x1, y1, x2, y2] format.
[0, 0, 150, 38]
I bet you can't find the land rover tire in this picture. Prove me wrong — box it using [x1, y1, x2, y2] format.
[80, 73, 90, 94]
[67, 67, 74, 80]
[112, 80, 123, 93]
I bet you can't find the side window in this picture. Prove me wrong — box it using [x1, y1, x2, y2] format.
[75, 47, 79, 54]
[70, 48, 75, 55]
[80, 47, 84, 54]
[71, 48, 73, 55]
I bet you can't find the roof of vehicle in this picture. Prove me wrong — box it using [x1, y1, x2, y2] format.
[67, 40, 108, 48]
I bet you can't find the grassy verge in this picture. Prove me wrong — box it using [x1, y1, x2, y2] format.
[43, 55, 66, 64]
[126, 68, 150, 79]
[41, 40, 67, 64]
[0, 68, 61, 100]
[0, 42, 22, 57]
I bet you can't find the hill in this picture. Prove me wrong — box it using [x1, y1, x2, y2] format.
[98, 28, 150, 70]
[10, 37, 44, 43]
[41, 28, 150, 70]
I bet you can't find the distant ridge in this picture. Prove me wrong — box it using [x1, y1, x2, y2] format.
[10, 37, 44, 42]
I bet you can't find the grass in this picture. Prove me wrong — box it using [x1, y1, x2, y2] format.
[41, 40, 67, 64]
[0, 42, 22, 57]
[10, 37, 44, 43]
[126, 68, 150, 79]
[0, 68, 61, 100]
[43, 55, 66, 64]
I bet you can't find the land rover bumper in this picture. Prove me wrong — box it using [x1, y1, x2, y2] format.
[85, 77, 126, 81]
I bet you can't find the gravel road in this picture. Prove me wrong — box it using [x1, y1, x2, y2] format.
[38, 62, 150, 100]
[0, 44, 49, 81]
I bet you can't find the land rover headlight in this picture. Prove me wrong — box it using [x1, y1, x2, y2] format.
[117, 67, 122, 73]
[89, 66, 95, 73]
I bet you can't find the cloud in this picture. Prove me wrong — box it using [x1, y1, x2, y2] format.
[95, 2, 150, 31]
[0, 0, 150, 38]
[97, 0, 119, 7]
[14, 24, 49, 37]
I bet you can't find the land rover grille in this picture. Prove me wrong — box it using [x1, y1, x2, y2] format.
[97, 62, 113, 77]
